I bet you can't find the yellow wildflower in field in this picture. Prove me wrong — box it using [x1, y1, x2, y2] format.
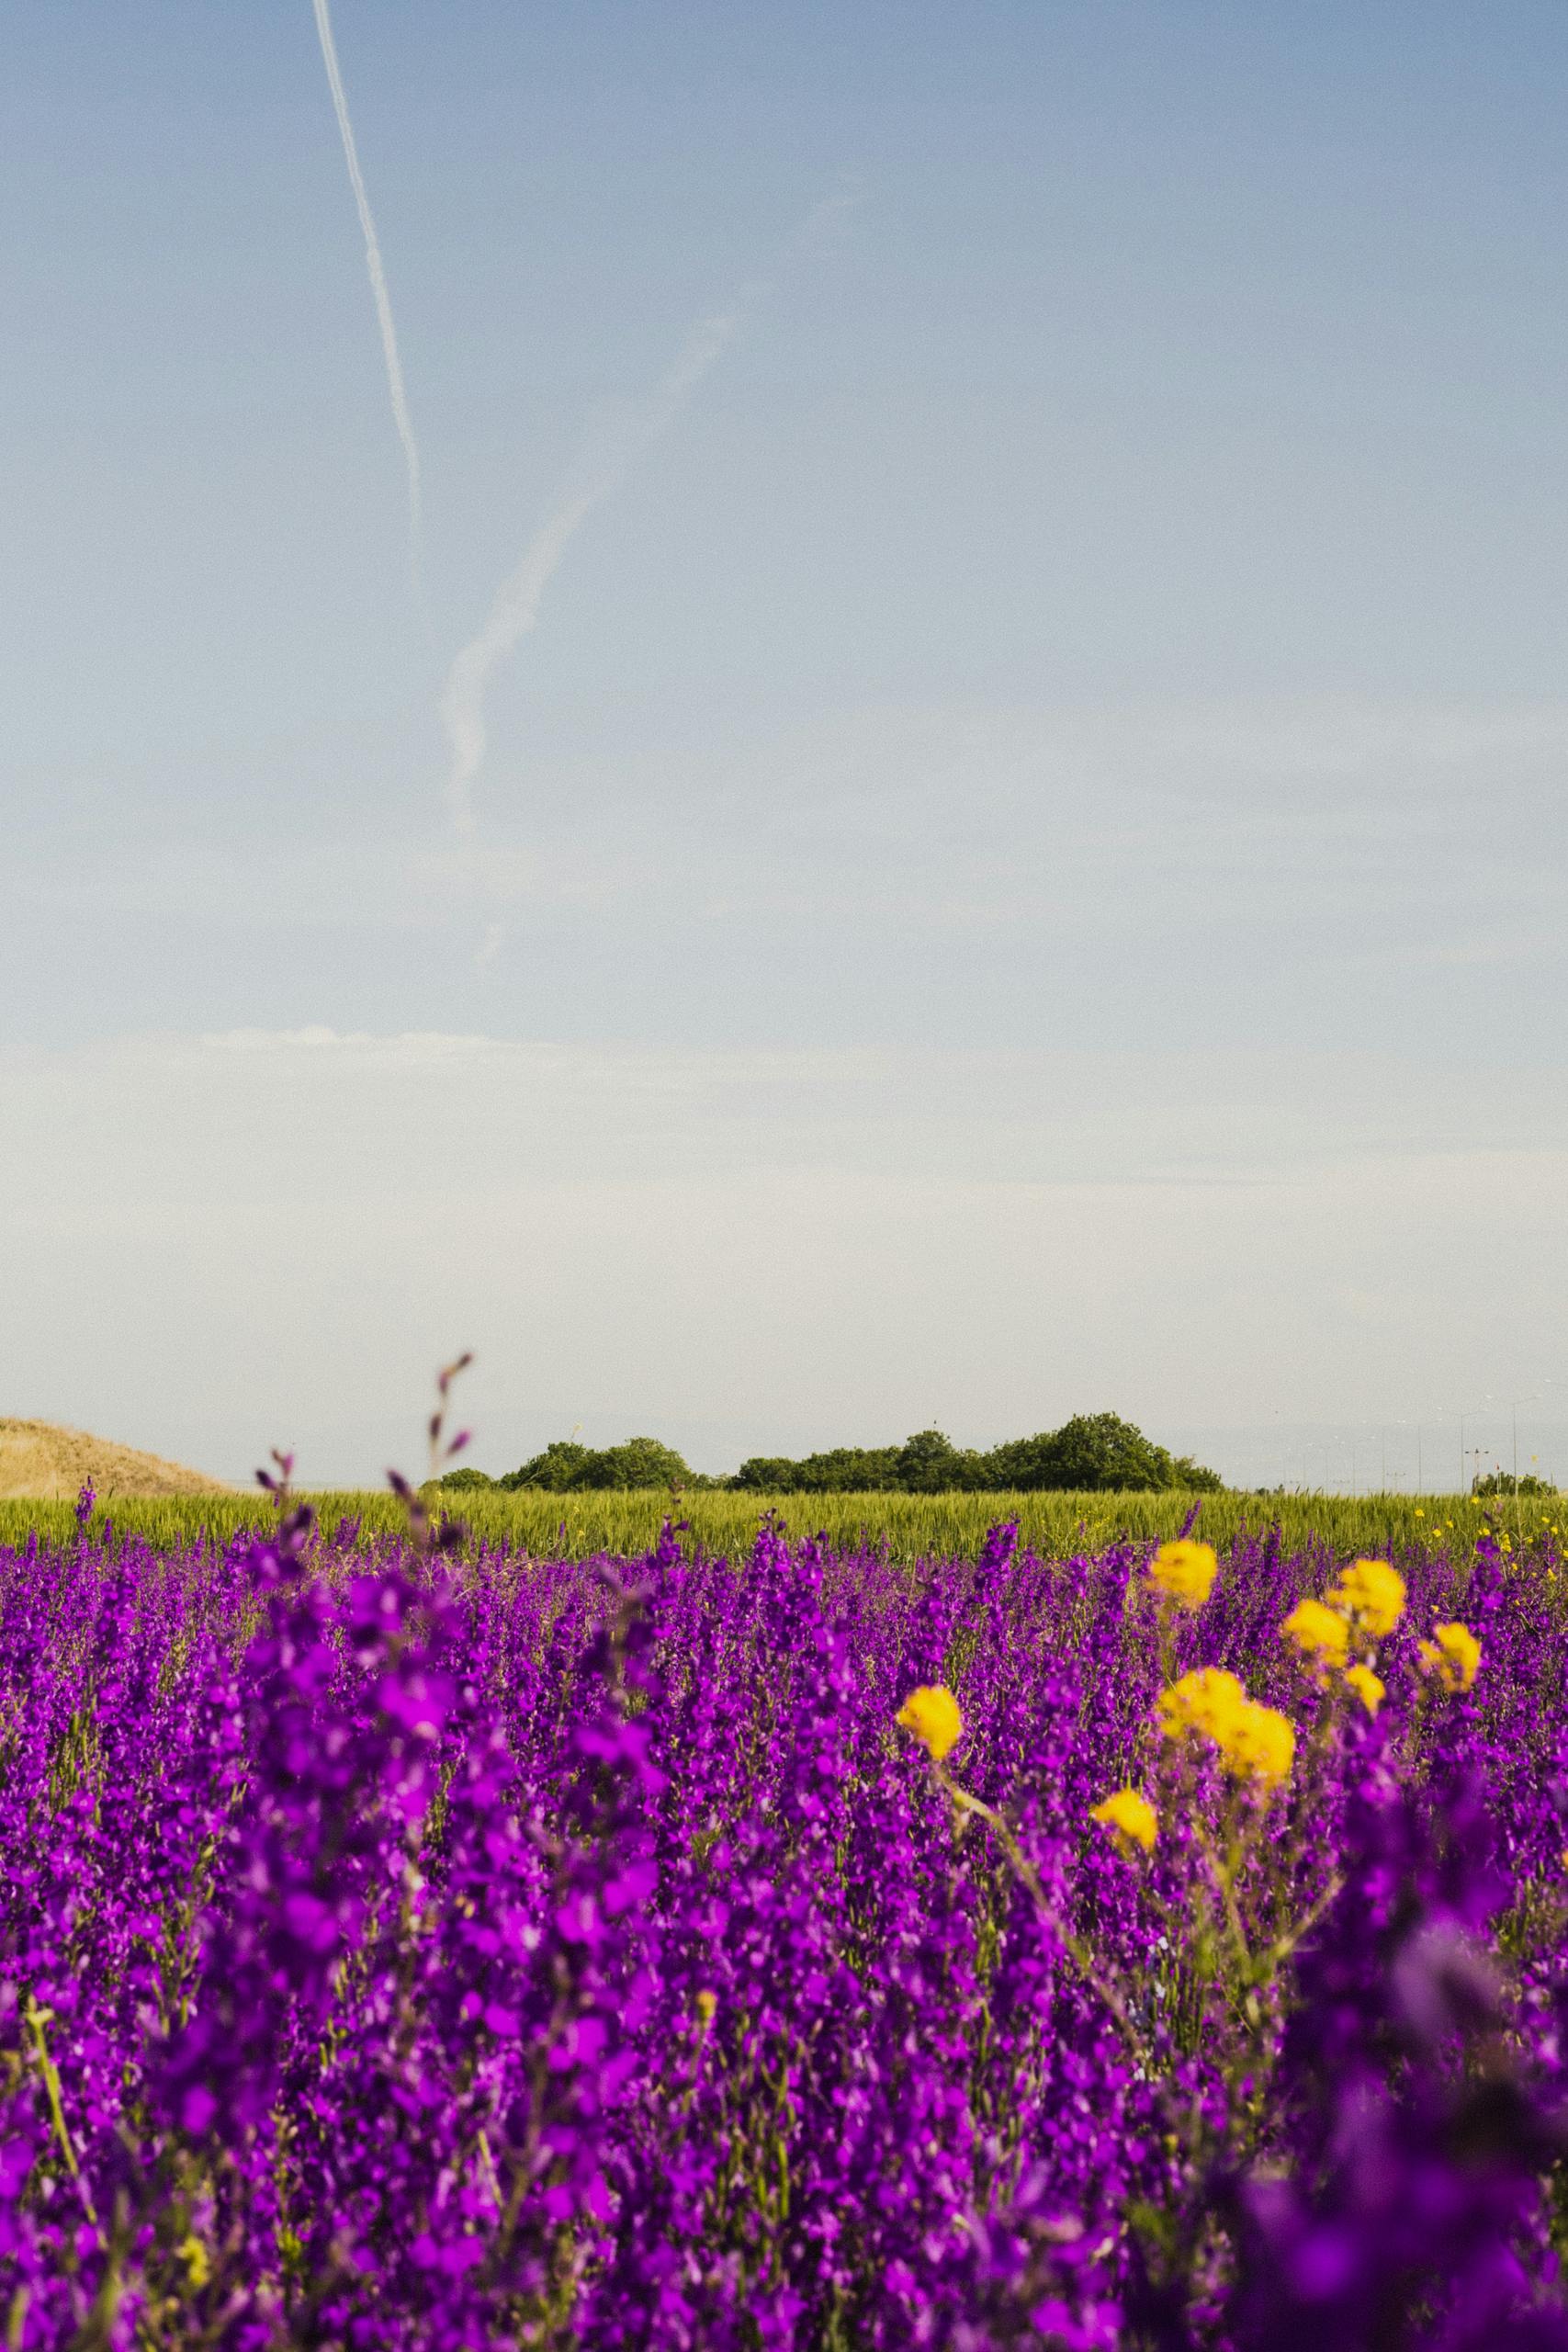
[1343, 1663, 1385, 1717]
[1222, 1701, 1296, 1784]
[1157, 1667, 1247, 1746]
[1280, 1598, 1349, 1662]
[1418, 1622, 1481, 1693]
[1326, 1558, 1406, 1640]
[1147, 1539, 1218, 1611]
[694, 1988, 717, 2024]
[1156, 1669, 1295, 1785]
[896, 1684, 963, 1760]
[1090, 1786, 1158, 1851]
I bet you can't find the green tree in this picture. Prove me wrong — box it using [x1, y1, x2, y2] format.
[893, 1430, 993, 1492]
[581, 1437, 693, 1490]
[733, 1446, 904, 1492]
[1039, 1412, 1171, 1489]
[501, 1436, 693, 1490]
[985, 1415, 1222, 1492]
[732, 1455, 807, 1492]
[512, 1416, 1222, 1494]
[983, 1432, 1065, 1491]
[1170, 1452, 1225, 1493]
[499, 1441, 592, 1492]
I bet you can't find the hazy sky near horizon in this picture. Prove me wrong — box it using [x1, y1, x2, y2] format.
[5, 1, 1568, 1485]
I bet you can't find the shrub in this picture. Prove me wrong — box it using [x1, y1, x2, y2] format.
[508, 1415, 1221, 1493]
[501, 1436, 693, 1491]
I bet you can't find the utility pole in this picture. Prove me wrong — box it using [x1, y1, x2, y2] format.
[1510, 1396, 1539, 1534]
[1457, 1402, 1495, 1498]
[1512, 1397, 1537, 1487]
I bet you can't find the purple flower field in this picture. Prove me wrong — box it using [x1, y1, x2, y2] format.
[3, 1490, 1568, 2347]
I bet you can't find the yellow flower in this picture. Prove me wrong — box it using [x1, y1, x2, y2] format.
[1343, 1663, 1385, 1717]
[1414, 1508, 1426, 1519]
[1223, 1701, 1296, 1784]
[896, 1684, 963, 1761]
[1156, 1667, 1247, 1746]
[1090, 1786, 1158, 1852]
[1148, 1539, 1218, 1611]
[694, 1988, 717, 2024]
[1280, 1598, 1349, 1661]
[1156, 1669, 1294, 1785]
[1418, 1622, 1481, 1693]
[1326, 1557, 1406, 1640]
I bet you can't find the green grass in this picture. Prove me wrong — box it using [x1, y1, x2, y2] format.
[0, 1487, 1556, 1561]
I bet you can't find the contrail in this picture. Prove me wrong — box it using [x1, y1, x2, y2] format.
[441, 310, 739, 831]
[441, 186, 858, 832]
[310, 0, 423, 577]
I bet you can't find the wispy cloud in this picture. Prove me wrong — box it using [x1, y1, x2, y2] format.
[310, 0, 423, 582]
[440, 186, 858, 833]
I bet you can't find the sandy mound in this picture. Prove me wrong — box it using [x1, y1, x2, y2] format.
[0, 1419, 231, 1500]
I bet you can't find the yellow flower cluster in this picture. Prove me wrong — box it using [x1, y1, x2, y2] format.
[1090, 1785, 1158, 1851]
[1157, 1665, 1244, 1740]
[1343, 1663, 1386, 1717]
[1156, 1668, 1295, 1785]
[896, 1684, 963, 1761]
[1325, 1558, 1406, 1640]
[1221, 1702, 1297, 1783]
[1280, 1560, 1403, 1710]
[1418, 1622, 1481, 1693]
[1280, 1598, 1349, 1662]
[1147, 1539, 1218, 1612]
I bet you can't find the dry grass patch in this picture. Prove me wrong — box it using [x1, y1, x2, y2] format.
[0, 1419, 230, 1499]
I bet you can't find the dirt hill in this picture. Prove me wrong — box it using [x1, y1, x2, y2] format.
[0, 1419, 231, 1500]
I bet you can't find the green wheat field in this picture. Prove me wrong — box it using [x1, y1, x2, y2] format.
[4, 1486, 1553, 1561]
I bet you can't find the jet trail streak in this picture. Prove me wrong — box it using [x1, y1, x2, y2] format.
[441, 182, 858, 831]
[311, 0, 423, 577]
[441, 310, 739, 832]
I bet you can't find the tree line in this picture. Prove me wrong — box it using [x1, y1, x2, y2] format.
[436, 1411, 1224, 1495]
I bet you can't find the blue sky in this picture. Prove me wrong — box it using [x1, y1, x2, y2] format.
[5, 2, 1567, 1484]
